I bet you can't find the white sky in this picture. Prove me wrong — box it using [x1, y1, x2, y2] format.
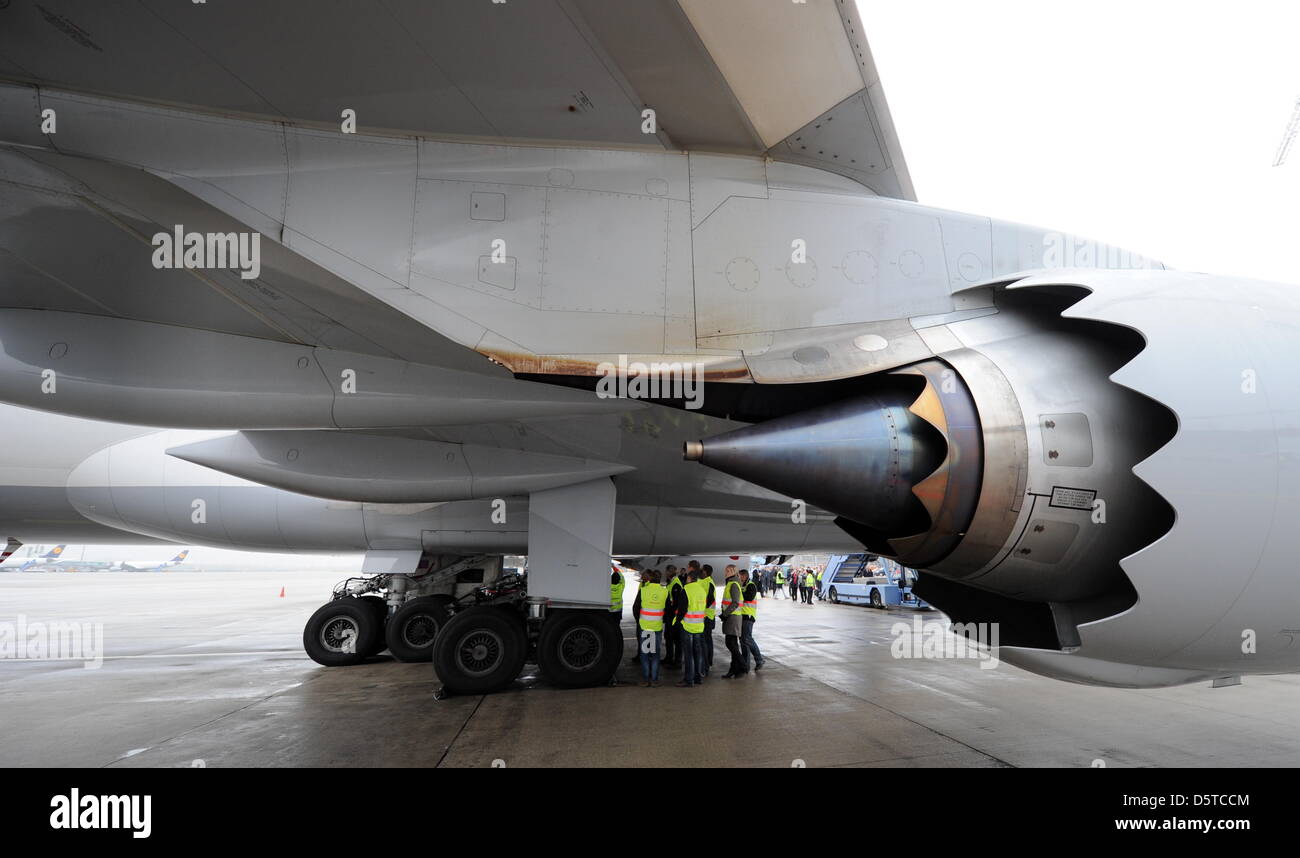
[857, 0, 1300, 283]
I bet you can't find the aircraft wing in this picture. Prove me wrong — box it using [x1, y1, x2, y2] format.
[0, 143, 505, 373]
[0, 0, 913, 200]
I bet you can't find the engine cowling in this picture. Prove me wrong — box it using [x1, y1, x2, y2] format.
[689, 269, 1300, 687]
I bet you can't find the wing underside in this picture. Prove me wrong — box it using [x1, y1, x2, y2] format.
[0, 0, 912, 199]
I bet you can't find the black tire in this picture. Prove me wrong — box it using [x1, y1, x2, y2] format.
[870, 588, 884, 609]
[357, 595, 390, 656]
[432, 606, 527, 694]
[386, 595, 454, 663]
[537, 610, 623, 689]
[303, 598, 383, 667]
[828, 587, 839, 604]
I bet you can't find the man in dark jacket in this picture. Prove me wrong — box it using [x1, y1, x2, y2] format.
[666, 567, 688, 669]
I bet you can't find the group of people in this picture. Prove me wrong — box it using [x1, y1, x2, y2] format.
[624, 561, 764, 687]
[763, 565, 823, 603]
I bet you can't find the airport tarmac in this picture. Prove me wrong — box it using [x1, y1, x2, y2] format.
[2, 569, 1299, 768]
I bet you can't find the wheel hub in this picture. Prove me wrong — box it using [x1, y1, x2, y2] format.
[321, 617, 359, 653]
[557, 626, 602, 672]
[402, 614, 439, 648]
[456, 629, 505, 676]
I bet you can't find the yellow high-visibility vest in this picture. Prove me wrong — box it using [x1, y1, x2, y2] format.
[703, 578, 716, 620]
[682, 580, 706, 633]
[638, 582, 668, 632]
[610, 569, 625, 612]
[741, 583, 757, 618]
[721, 579, 743, 615]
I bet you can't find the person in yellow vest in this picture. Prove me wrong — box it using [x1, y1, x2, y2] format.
[774, 566, 788, 599]
[699, 563, 716, 676]
[632, 569, 667, 687]
[610, 564, 625, 620]
[609, 564, 628, 679]
[662, 565, 682, 667]
[720, 564, 747, 678]
[675, 568, 708, 686]
[802, 568, 817, 604]
[738, 569, 765, 672]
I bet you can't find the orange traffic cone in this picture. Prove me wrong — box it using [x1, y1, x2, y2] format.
[279, 587, 285, 598]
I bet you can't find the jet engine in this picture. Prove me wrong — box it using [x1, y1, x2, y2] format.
[688, 268, 1300, 687]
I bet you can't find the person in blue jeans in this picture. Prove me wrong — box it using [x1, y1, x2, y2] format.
[739, 569, 765, 671]
[676, 569, 708, 686]
[699, 564, 716, 675]
[632, 570, 668, 687]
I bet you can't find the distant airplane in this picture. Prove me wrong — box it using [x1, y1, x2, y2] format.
[17, 545, 67, 571]
[117, 551, 190, 573]
[8, 546, 189, 572]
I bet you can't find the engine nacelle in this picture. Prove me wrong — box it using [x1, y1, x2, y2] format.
[691, 269, 1300, 687]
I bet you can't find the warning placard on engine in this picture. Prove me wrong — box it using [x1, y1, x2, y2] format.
[1049, 486, 1097, 510]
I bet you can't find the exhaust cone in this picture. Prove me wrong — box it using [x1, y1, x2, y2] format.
[684, 391, 946, 534]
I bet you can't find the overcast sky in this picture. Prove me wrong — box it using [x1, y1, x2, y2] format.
[858, 0, 1300, 283]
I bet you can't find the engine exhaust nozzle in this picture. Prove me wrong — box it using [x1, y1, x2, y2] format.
[684, 392, 946, 534]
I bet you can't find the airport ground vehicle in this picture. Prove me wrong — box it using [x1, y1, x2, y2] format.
[301, 553, 622, 693]
[821, 554, 931, 610]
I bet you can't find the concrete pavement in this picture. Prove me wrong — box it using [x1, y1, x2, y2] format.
[1, 570, 1297, 767]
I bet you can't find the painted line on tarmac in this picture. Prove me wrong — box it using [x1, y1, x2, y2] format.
[2, 650, 303, 662]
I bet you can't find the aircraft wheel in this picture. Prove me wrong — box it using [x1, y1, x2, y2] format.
[432, 606, 527, 694]
[355, 595, 390, 656]
[386, 595, 454, 662]
[537, 610, 623, 689]
[303, 598, 382, 667]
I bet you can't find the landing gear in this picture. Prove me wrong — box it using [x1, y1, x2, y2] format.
[303, 598, 384, 666]
[536, 610, 623, 689]
[305, 475, 621, 696]
[432, 606, 528, 694]
[385, 595, 453, 662]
